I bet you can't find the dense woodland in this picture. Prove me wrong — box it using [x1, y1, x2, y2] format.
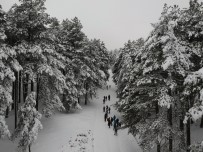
[112, 0, 203, 152]
[2, 0, 203, 152]
[0, 0, 110, 151]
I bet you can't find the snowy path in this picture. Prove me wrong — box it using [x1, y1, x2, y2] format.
[0, 71, 142, 152]
[93, 72, 142, 152]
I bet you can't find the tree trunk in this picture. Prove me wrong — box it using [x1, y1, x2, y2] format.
[200, 115, 203, 128]
[186, 118, 191, 152]
[23, 74, 29, 102]
[155, 101, 159, 114]
[156, 101, 160, 152]
[14, 72, 19, 129]
[18, 71, 21, 103]
[5, 107, 9, 118]
[31, 80, 34, 92]
[186, 97, 191, 152]
[29, 144, 31, 152]
[85, 82, 88, 105]
[78, 96, 80, 104]
[36, 75, 39, 111]
[157, 144, 161, 152]
[90, 90, 93, 99]
[180, 109, 186, 150]
[62, 70, 66, 103]
[12, 82, 15, 110]
[168, 106, 173, 152]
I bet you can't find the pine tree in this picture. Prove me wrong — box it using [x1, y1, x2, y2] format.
[12, 92, 42, 152]
[0, 5, 22, 138]
[6, 0, 66, 117]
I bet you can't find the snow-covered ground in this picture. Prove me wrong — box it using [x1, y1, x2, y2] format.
[0, 70, 142, 152]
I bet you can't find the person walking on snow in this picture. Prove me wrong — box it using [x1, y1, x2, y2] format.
[108, 107, 111, 114]
[110, 117, 113, 126]
[106, 105, 108, 112]
[113, 115, 116, 122]
[104, 112, 108, 122]
[108, 95, 110, 101]
[115, 118, 119, 127]
[103, 106, 105, 112]
[114, 125, 118, 135]
[107, 117, 111, 128]
[113, 120, 118, 135]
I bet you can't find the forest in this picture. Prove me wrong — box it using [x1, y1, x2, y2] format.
[112, 0, 203, 152]
[0, 0, 111, 151]
[1, 0, 203, 152]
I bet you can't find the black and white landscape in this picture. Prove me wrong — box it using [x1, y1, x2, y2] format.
[1, 0, 203, 152]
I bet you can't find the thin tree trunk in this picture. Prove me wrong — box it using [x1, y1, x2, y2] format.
[62, 70, 66, 103]
[23, 74, 29, 102]
[36, 75, 39, 111]
[14, 72, 19, 129]
[157, 144, 161, 152]
[186, 98, 191, 152]
[200, 115, 203, 128]
[85, 82, 88, 105]
[168, 106, 173, 152]
[156, 101, 160, 152]
[31, 80, 34, 92]
[186, 118, 191, 152]
[78, 96, 80, 104]
[5, 107, 9, 118]
[18, 71, 21, 103]
[12, 82, 15, 110]
[90, 90, 93, 99]
[180, 108, 186, 150]
[29, 144, 31, 152]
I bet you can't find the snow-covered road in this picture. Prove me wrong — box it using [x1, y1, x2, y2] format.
[93, 71, 142, 152]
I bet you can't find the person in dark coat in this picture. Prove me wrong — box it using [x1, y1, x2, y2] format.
[113, 115, 116, 122]
[110, 117, 113, 126]
[115, 118, 119, 127]
[103, 106, 105, 112]
[107, 117, 111, 128]
[114, 125, 118, 135]
[104, 113, 108, 122]
[108, 107, 111, 114]
[108, 95, 110, 101]
[106, 105, 108, 112]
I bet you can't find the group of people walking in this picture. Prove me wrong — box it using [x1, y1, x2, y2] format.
[103, 95, 110, 104]
[106, 85, 111, 90]
[102, 93, 121, 135]
[104, 113, 121, 135]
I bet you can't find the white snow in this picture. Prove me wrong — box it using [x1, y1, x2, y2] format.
[0, 70, 142, 152]
[162, 56, 174, 70]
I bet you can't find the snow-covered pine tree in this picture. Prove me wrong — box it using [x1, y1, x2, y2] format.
[12, 92, 42, 152]
[52, 18, 85, 110]
[112, 39, 144, 112]
[0, 5, 22, 138]
[114, 3, 201, 151]
[81, 39, 110, 104]
[6, 0, 66, 117]
[177, 0, 203, 150]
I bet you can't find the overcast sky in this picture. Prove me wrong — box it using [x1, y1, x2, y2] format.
[1, 0, 192, 50]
